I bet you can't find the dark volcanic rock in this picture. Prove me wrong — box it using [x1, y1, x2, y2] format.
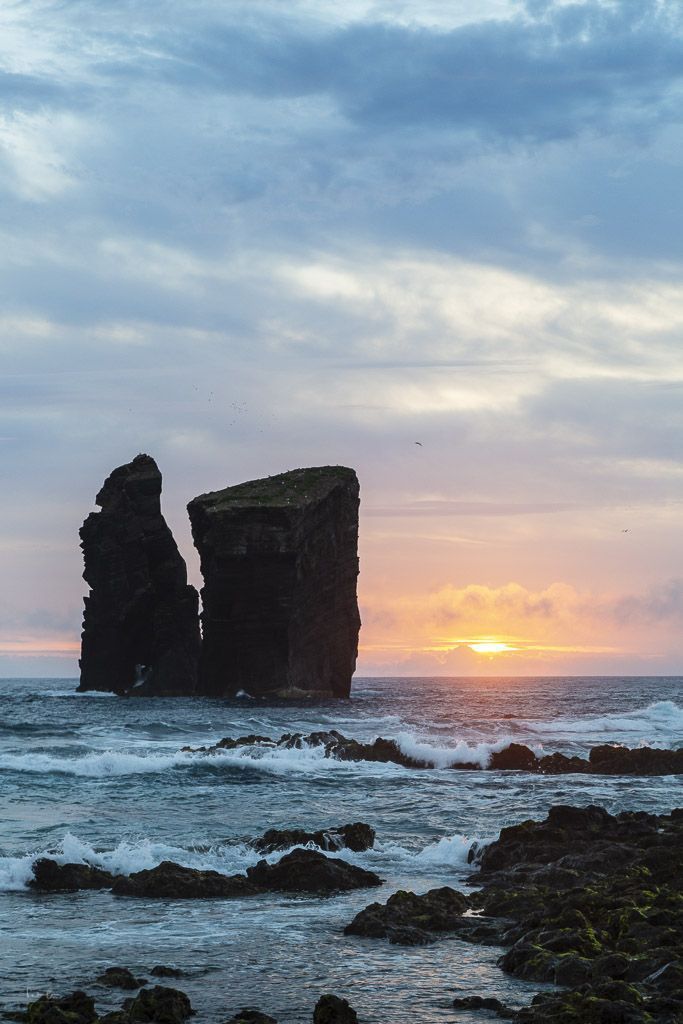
[252, 822, 375, 854]
[452, 995, 516, 1018]
[246, 848, 382, 893]
[489, 743, 539, 771]
[187, 466, 361, 698]
[588, 744, 683, 775]
[187, 730, 683, 777]
[279, 730, 426, 769]
[150, 966, 184, 978]
[96, 967, 147, 990]
[111, 861, 259, 899]
[313, 994, 358, 1024]
[78, 454, 201, 695]
[466, 806, 683, 1023]
[30, 858, 117, 891]
[25, 992, 97, 1024]
[118, 985, 193, 1023]
[344, 886, 468, 944]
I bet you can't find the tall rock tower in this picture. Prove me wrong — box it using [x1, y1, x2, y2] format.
[188, 466, 361, 697]
[78, 454, 201, 694]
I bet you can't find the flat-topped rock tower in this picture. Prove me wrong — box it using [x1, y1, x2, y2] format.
[78, 454, 201, 695]
[188, 466, 361, 698]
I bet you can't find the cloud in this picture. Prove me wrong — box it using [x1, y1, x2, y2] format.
[0, 1, 681, 675]
[159, 2, 683, 146]
[359, 576, 683, 673]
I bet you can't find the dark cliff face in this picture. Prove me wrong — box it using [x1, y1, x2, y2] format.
[187, 467, 361, 698]
[78, 454, 201, 695]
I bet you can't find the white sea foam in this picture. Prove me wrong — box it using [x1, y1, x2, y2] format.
[0, 741, 398, 779]
[44, 689, 115, 698]
[0, 750, 188, 777]
[394, 731, 525, 769]
[0, 829, 483, 892]
[0, 834, 255, 892]
[521, 700, 683, 743]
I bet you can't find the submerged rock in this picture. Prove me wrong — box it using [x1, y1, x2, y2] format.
[95, 967, 147, 990]
[78, 454, 201, 695]
[150, 966, 184, 979]
[246, 848, 382, 893]
[312, 995, 358, 1024]
[252, 822, 375, 854]
[344, 886, 468, 944]
[223, 1012, 277, 1024]
[30, 858, 117, 892]
[452, 995, 516, 1019]
[111, 861, 259, 899]
[188, 466, 361, 698]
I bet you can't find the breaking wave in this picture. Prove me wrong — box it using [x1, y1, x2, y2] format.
[520, 700, 683, 745]
[0, 742, 386, 779]
[394, 731, 525, 769]
[0, 829, 483, 893]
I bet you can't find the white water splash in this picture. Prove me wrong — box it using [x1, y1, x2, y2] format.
[0, 828, 483, 892]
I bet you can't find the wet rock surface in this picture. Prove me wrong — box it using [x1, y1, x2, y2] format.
[344, 804, 682, 1021]
[312, 994, 358, 1024]
[111, 861, 260, 899]
[246, 848, 382, 893]
[29, 859, 117, 892]
[30, 849, 380, 900]
[95, 967, 147, 990]
[187, 466, 361, 698]
[149, 966, 184, 979]
[25, 991, 98, 1024]
[113, 985, 194, 1023]
[78, 454, 200, 695]
[452, 995, 516, 1018]
[344, 885, 468, 944]
[472, 805, 683, 1022]
[252, 822, 375, 854]
[188, 730, 683, 776]
[18, 989, 361, 1024]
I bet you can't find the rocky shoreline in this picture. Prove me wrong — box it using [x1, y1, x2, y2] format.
[10, 805, 682, 1022]
[184, 730, 683, 775]
[346, 804, 683, 1022]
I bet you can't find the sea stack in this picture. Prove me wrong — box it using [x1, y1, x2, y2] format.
[78, 454, 201, 695]
[188, 466, 361, 698]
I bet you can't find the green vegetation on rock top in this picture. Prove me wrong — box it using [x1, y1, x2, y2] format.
[189, 466, 357, 511]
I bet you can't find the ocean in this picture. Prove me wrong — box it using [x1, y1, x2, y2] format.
[1, 675, 681, 1022]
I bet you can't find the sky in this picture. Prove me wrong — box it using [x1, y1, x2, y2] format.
[1, 0, 683, 678]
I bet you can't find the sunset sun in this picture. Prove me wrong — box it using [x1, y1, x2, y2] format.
[467, 642, 517, 654]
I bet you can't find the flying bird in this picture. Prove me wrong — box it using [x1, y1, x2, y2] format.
[414, 441, 423, 446]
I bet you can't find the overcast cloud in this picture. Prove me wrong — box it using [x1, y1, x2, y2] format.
[1, 0, 682, 676]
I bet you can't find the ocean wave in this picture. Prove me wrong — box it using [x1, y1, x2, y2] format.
[0, 722, 80, 738]
[0, 829, 483, 892]
[521, 700, 683, 741]
[44, 689, 114, 698]
[0, 742, 398, 780]
[0, 750, 189, 778]
[394, 731, 525, 769]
